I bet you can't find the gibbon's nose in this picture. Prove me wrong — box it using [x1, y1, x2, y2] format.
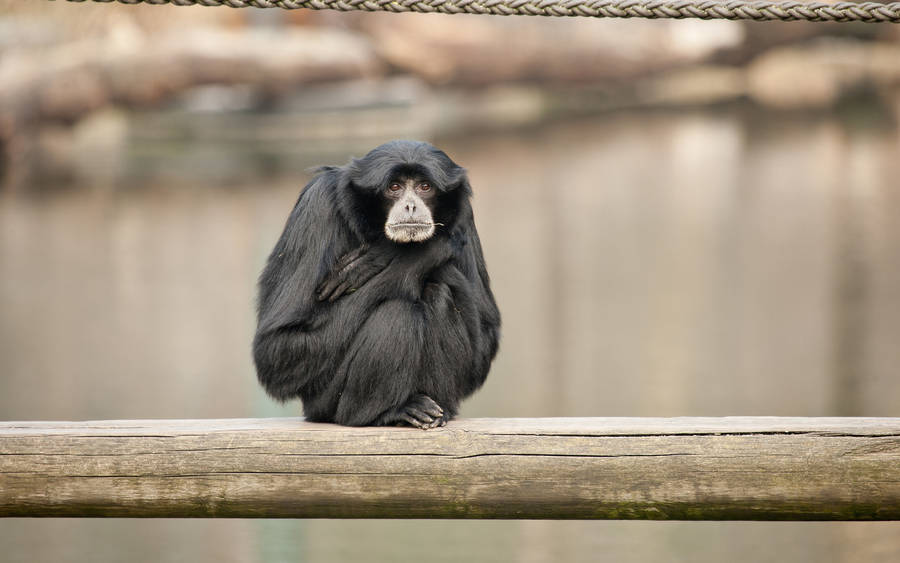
[404, 200, 416, 213]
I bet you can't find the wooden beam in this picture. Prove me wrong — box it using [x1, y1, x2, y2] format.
[1, 417, 899, 520]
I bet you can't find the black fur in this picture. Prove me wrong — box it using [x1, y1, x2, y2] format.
[253, 140, 501, 428]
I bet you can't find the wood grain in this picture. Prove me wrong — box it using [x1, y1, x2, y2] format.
[2, 417, 899, 520]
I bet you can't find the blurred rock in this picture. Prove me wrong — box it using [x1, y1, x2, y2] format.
[0, 24, 383, 123]
[70, 108, 128, 185]
[747, 39, 900, 109]
[360, 15, 743, 85]
[39, 63, 110, 122]
[424, 85, 549, 133]
[639, 65, 746, 107]
[0, 16, 60, 50]
[714, 21, 838, 65]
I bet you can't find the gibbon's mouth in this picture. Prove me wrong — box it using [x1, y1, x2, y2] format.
[385, 221, 441, 243]
[387, 222, 443, 228]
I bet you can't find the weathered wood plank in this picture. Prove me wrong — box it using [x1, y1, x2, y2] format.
[1, 417, 899, 520]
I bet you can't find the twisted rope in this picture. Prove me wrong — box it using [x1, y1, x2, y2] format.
[60, 0, 900, 22]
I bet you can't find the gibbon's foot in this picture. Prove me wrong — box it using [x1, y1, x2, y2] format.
[381, 394, 447, 429]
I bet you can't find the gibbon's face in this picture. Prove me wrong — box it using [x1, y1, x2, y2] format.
[383, 175, 439, 243]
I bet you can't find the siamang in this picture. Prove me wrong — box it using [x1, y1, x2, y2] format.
[253, 140, 500, 429]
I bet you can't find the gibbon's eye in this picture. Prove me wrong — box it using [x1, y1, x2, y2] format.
[389, 183, 402, 192]
[419, 183, 431, 192]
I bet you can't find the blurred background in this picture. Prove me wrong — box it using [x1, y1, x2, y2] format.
[2, 1, 900, 561]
